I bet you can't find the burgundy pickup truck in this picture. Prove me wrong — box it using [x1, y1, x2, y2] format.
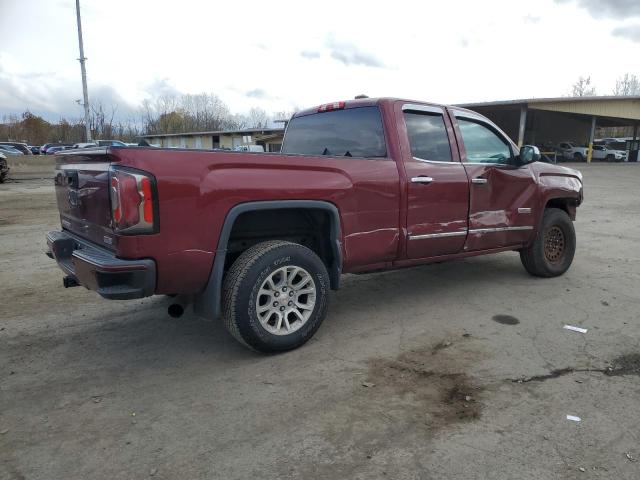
[47, 98, 583, 352]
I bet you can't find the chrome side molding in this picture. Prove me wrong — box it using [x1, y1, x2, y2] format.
[469, 226, 533, 234]
[408, 225, 534, 241]
[409, 230, 468, 240]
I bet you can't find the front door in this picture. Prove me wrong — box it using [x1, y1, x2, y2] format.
[399, 103, 470, 259]
[451, 110, 538, 252]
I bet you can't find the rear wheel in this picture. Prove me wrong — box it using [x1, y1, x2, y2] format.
[573, 152, 584, 162]
[606, 154, 615, 162]
[222, 240, 329, 352]
[520, 208, 576, 277]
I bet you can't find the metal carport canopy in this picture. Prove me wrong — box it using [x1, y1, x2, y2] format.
[457, 96, 640, 162]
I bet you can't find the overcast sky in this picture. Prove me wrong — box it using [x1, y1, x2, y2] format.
[0, 0, 639, 121]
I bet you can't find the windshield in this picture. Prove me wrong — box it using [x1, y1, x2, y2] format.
[281, 106, 387, 157]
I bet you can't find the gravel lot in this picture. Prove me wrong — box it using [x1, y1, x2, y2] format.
[1, 164, 640, 479]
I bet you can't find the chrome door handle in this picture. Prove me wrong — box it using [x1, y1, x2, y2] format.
[411, 176, 433, 184]
[472, 178, 488, 184]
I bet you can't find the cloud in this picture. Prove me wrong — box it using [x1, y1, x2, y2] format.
[523, 14, 541, 23]
[612, 24, 640, 42]
[246, 88, 267, 99]
[0, 60, 138, 121]
[555, 0, 640, 18]
[300, 50, 321, 59]
[326, 38, 385, 68]
[144, 78, 181, 98]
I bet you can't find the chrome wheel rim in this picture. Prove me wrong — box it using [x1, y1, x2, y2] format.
[255, 265, 316, 336]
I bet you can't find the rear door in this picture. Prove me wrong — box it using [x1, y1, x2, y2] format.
[397, 103, 470, 259]
[450, 109, 537, 251]
[54, 150, 117, 249]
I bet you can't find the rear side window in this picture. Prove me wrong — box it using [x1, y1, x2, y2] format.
[404, 112, 452, 162]
[281, 107, 387, 158]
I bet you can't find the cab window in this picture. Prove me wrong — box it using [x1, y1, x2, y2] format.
[457, 119, 512, 164]
[404, 112, 452, 162]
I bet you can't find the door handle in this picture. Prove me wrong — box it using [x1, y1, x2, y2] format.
[411, 176, 433, 184]
[471, 178, 488, 185]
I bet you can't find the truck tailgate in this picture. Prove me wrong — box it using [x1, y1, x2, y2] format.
[54, 149, 117, 249]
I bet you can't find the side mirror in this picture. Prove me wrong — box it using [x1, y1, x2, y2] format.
[518, 145, 541, 165]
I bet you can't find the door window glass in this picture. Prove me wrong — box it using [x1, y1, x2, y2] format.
[404, 112, 452, 162]
[458, 119, 512, 164]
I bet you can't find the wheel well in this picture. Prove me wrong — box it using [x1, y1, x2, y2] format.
[225, 208, 336, 275]
[545, 198, 577, 220]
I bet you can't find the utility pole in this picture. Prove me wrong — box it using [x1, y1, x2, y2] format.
[75, 0, 91, 141]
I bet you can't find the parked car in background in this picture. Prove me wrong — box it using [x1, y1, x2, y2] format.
[557, 142, 588, 161]
[29, 146, 41, 154]
[96, 140, 127, 147]
[0, 145, 25, 156]
[592, 144, 627, 162]
[0, 152, 9, 183]
[233, 145, 265, 152]
[72, 142, 98, 149]
[46, 145, 73, 155]
[41, 143, 73, 155]
[0, 142, 32, 155]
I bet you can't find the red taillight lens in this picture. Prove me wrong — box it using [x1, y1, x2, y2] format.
[109, 168, 157, 234]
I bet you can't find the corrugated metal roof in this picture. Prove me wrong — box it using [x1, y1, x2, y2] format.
[459, 96, 640, 120]
[142, 127, 284, 139]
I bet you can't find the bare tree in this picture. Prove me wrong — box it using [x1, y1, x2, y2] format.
[246, 107, 269, 128]
[613, 73, 640, 96]
[570, 76, 597, 97]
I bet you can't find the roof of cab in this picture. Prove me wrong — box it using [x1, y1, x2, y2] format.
[292, 97, 478, 118]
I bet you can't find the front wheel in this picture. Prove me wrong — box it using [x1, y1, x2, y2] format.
[520, 208, 576, 277]
[573, 153, 584, 162]
[222, 240, 330, 352]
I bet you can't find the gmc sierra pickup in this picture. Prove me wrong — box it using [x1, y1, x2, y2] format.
[47, 97, 583, 352]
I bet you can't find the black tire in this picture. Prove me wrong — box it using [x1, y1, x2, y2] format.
[606, 154, 615, 162]
[0, 174, 5, 184]
[573, 153, 584, 162]
[520, 208, 576, 277]
[222, 240, 330, 353]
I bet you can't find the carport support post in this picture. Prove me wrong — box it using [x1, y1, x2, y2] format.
[587, 116, 596, 164]
[517, 106, 527, 148]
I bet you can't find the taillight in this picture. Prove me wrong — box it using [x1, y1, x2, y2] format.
[109, 167, 158, 234]
[317, 101, 345, 112]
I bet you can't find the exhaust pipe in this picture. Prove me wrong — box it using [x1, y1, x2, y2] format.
[168, 303, 185, 318]
[63, 276, 79, 288]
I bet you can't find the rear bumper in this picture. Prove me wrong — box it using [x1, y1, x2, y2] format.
[46, 230, 156, 300]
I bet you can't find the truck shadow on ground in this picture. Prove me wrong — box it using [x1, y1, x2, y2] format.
[4, 253, 540, 380]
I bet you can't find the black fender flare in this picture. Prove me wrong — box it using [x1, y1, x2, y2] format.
[194, 200, 343, 320]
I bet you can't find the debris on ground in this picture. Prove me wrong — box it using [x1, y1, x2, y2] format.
[625, 452, 637, 462]
[601, 300, 610, 306]
[563, 325, 588, 334]
[361, 382, 375, 388]
[566, 415, 581, 422]
[605, 354, 640, 377]
[579, 467, 586, 472]
[0, 429, 8, 434]
[432, 341, 452, 353]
